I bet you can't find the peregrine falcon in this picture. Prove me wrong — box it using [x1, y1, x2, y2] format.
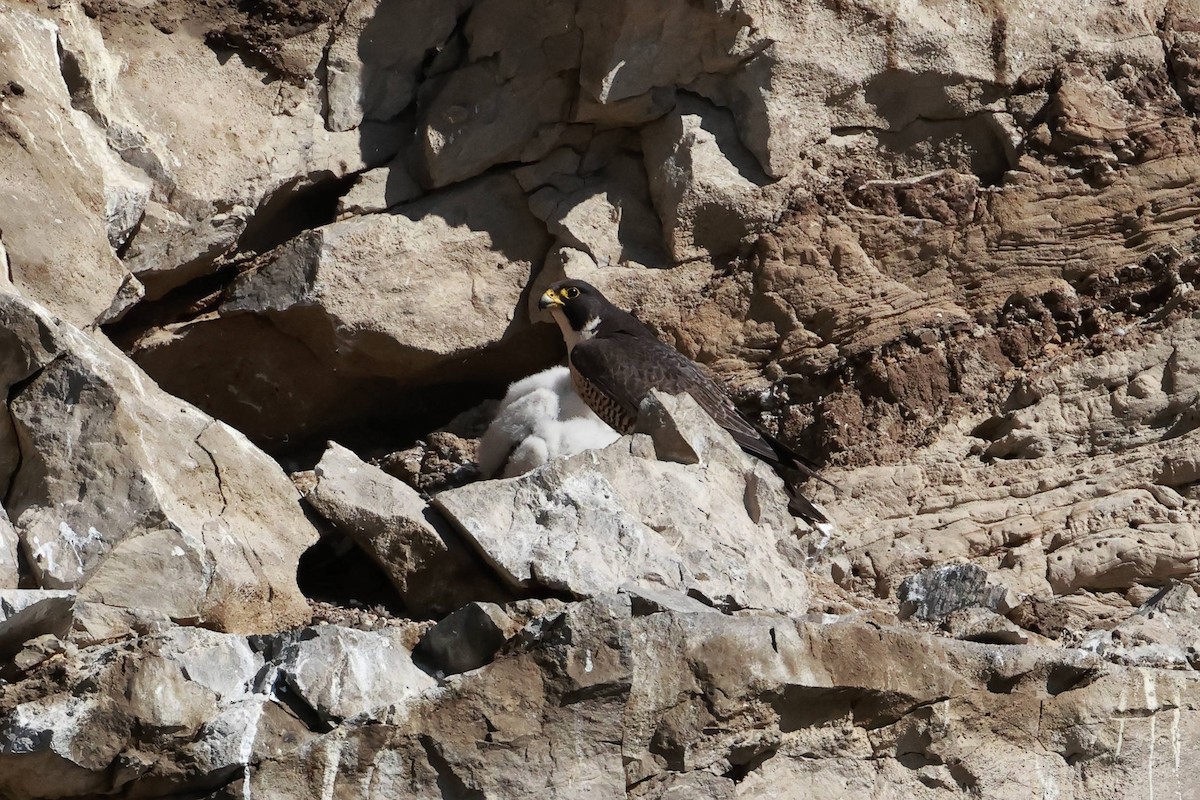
[538, 279, 832, 523]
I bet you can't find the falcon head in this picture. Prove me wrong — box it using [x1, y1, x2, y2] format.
[538, 280, 608, 349]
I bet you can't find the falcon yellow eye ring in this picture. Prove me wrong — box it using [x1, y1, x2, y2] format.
[565, 286, 580, 299]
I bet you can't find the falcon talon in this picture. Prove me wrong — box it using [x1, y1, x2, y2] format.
[539, 279, 832, 524]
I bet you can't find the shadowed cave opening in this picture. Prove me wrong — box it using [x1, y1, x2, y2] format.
[295, 529, 407, 616]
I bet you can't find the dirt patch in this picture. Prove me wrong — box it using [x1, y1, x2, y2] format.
[81, 0, 345, 81]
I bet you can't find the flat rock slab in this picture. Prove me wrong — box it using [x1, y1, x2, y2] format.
[436, 392, 811, 614]
[283, 626, 436, 723]
[0, 590, 76, 657]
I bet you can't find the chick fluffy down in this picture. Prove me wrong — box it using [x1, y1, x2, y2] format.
[477, 366, 621, 478]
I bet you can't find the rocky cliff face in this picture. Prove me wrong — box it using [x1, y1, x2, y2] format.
[1, 0, 1199, 797]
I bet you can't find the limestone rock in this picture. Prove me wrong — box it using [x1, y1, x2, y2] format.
[436, 391, 811, 613]
[830, 314, 1200, 611]
[418, 0, 579, 187]
[3, 594, 1200, 799]
[942, 608, 1034, 646]
[0, 295, 65, 500]
[518, 137, 668, 267]
[4, 0, 1200, 797]
[69, 602, 173, 647]
[325, 0, 472, 132]
[0, 626, 243, 797]
[412, 602, 515, 677]
[0, 590, 75, 659]
[282, 626, 435, 722]
[335, 164, 422, 217]
[622, 584, 721, 616]
[641, 94, 780, 262]
[133, 173, 555, 449]
[0, 622, 432, 798]
[248, 595, 633, 800]
[897, 563, 1018, 622]
[0, 510, 18, 589]
[0, 7, 136, 326]
[234, 600, 1200, 800]
[306, 441, 513, 616]
[4, 296, 317, 633]
[1082, 583, 1200, 670]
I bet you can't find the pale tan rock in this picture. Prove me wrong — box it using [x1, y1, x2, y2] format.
[0, 590, 75, 659]
[283, 626, 435, 722]
[335, 164, 422, 217]
[527, 245, 714, 334]
[225, 172, 544, 355]
[0, 625, 279, 797]
[418, 0, 579, 187]
[44, 1, 375, 298]
[436, 392, 811, 613]
[0, 509, 18, 590]
[3, 1, 1200, 797]
[942, 607, 1035, 645]
[232, 601, 1200, 800]
[133, 172, 555, 446]
[1082, 583, 1200, 669]
[5, 297, 317, 633]
[641, 94, 782, 262]
[126, 655, 219, 731]
[70, 601, 173, 646]
[0, 7, 134, 326]
[520, 137, 667, 267]
[247, 595, 633, 800]
[306, 441, 513, 616]
[825, 314, 1200, 610]
[325, 0, 472, 132]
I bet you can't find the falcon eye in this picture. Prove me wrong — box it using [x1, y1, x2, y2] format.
[564, 286, 581, 299]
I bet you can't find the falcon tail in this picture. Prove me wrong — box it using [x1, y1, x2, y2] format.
[760, 430, 839, 524]
[784, 484, 829, 524]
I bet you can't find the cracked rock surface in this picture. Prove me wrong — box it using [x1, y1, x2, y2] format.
[1, 0, 1200, 797]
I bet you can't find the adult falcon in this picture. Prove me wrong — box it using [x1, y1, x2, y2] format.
[538, 279, 833, 523]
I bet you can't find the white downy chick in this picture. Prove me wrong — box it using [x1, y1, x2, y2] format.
[477, 366, 621, 478]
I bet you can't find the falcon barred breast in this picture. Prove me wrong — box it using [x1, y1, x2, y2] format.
[537, 279, 833, 523]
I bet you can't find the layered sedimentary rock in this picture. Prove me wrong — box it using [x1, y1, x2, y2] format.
[0, 0, 1198, 797]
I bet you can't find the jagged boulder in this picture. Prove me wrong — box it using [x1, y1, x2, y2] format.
[897, 563, 1018, 622]
[0, 622, 431, 799]
[236, 595, 1200, 800]
[0, 590, 76, 659]
[281, 626, 436, 723]
[305, 441, 514, 617]
[1082, 583, 1200, 670]
[133, 172, 556, 449]
[2, 294, 318, 633]
[412, 601, 516, 677]
[436, 391, 814, 613]
[0, 6, 140, 326]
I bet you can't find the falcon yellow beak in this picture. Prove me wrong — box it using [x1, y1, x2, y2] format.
[538, 288, 564, 310]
